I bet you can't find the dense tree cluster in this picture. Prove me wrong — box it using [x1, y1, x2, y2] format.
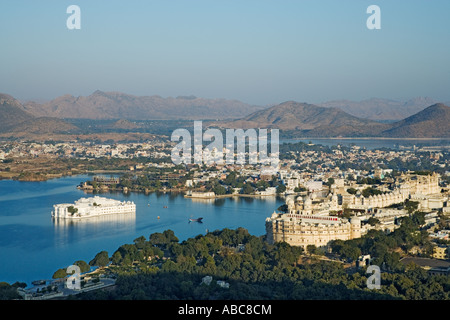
[330, 212, 433, 270]
[0, 282, 26, 300]
[73, 224, 449, 300]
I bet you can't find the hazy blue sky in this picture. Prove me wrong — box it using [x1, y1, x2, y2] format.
[1, 1, 449, 105]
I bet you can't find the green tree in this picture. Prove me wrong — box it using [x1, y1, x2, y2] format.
[326, 178, 335, 187]
[224, 171, 238, 185]
[256, 180, 269, 191]
[74, 260, 90, 273]
[362, 187, 383, 198]
[149, 230, 179, 249]
[0, 282, 23, 300]
[133, 236, 146, 249]
[67, 206, 78, 215]
[367, 217, 380, 226]
[241, 183, 254, 194]
[405, 200, 419, 214]
[111, 251, 122, 265]
[306, 245, 319, 256]
[213, 184, 227, 195]
[52, 268, 67, 279]
[276, 184, 286, 194]
[89, 251, 110, 268]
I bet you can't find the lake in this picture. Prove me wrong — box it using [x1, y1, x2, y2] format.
[280, 138, 450, 150]
[0, 175, 283, 285]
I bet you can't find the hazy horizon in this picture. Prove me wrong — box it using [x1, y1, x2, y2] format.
[9, 90, 448, 110]
[1, 1, 450, 106]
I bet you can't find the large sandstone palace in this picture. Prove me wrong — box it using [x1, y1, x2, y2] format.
[265, 196, 362, 249]
[266, 173, 446, 249]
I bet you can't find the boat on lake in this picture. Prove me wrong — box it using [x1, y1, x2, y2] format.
[189, 217, 203, 223]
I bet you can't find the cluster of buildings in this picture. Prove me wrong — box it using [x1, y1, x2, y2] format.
[0, 141, 169, 160]
[2, 139, 449, 257]
[263, 143, 449, 252]
[265, 171, 449, 251]
[340, 172, 443, 212]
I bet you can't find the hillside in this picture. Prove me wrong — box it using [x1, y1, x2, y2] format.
[215, 101, 390, 137]
[107, 119, 141, 130]
[8, 117, 80, 136]
[20, 91, 265, 120]
[381, 103, 450, 138]
[318, 97, 437, 121]
[4, 91, 449, 138]
[0, 93, 79, 136]
[0, 93, 34, 132]
[213, 101, 450, 138]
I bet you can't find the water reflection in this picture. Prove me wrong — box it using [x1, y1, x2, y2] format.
[52, 212, 136, 227]
[214, 198, 226, 207]
[189, 198, 216, 204]
[52, 212, 136, 248]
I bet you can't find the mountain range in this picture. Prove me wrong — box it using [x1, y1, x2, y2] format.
[1, 91, 449, 138]
[20, 90, 265, 120]
[214, 101, 450, 138]
[21, 92, 446, 122]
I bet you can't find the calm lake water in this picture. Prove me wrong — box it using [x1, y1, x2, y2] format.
[281, 138, 450, 150]
[0, 175, 283, 285]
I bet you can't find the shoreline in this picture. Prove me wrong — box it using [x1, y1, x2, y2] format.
[0, 170, 126, 182]
[285, 137, 450, 141]
[184, 193, 278, 199]
[79, 185, 282, 199]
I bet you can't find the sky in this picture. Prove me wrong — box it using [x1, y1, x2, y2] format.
[1, 0, 449, 106]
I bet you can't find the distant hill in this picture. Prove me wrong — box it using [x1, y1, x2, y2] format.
[0, 93, 34, 131]
[3, 91, 449, 139]
[9, 117, 80, 136]
[0, 93, 79, 135]
[381, 103, 450, 138]
[215, 101, 390, 137]
[107, 119, 141, 130]
[318, 97, 436, 121]
[21, 91, 265, 121]
[213, 101, 450, 138]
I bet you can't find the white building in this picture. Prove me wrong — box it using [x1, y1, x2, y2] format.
[305, 180, 323, 192]
[52, 196, 136, 219]
[257, 187, 277, 196]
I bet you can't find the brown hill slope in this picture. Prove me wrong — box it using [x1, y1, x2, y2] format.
[0, 93, 79, 135]
[9, 117, 80, 136]
[107, 119, 141, 130]
[215, 101, 390, 137]
[381, 103, 450, 138]
[21, 91, 265, 120]
[213, 101, 450, 138]
[0, 93, 34, 131]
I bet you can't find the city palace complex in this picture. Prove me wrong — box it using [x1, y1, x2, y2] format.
[266, 171, 449, 250]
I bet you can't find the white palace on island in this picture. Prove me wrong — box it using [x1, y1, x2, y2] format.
[52, 196, 136, 219]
